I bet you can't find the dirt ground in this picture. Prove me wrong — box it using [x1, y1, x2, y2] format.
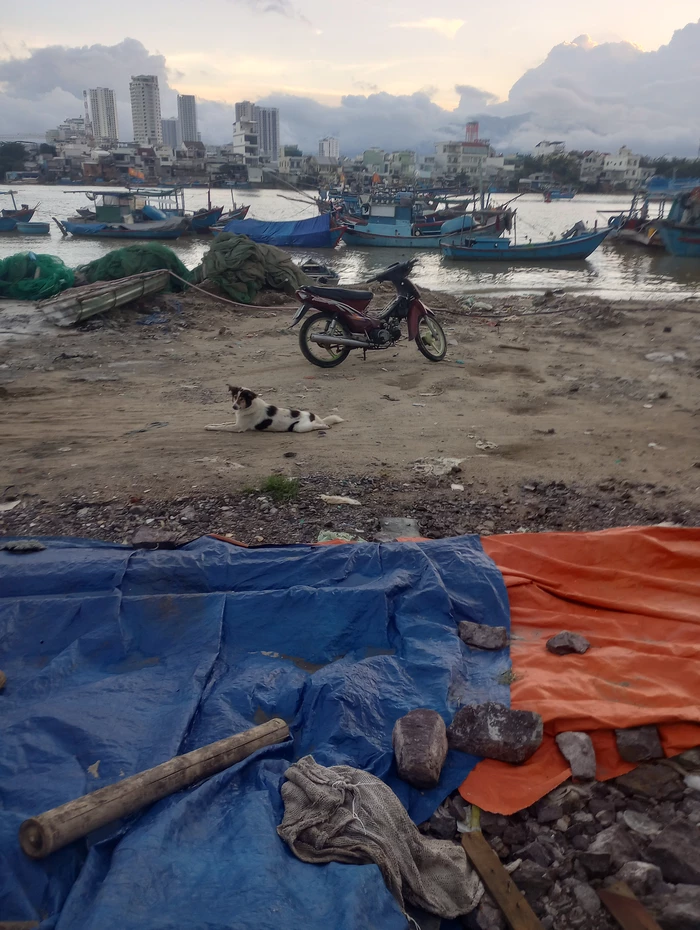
[1, 282, 699, 544]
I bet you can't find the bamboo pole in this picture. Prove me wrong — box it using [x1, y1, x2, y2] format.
[19, 719, 289, 859]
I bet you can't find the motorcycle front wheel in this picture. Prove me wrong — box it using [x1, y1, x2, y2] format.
[299, 311, 352, 368]
[415, 315, 447, 362]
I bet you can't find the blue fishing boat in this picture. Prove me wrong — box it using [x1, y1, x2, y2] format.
[16, 222, 50, 235]
[659, 188, 700, 257]
[544, 188, 576, 202]
[441, 227, 609, 262]
[0, 217, 18, 232]
[215, 212, 345, 248]
[0, 189, 38, 222]
[58, 190, 188, 240]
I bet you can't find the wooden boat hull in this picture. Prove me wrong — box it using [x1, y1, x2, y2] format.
[62, 219, 187, 240]
[659, 225, 700, 257]
[344, 225, 498, 249]
[2, 207, 36, 221]
[441, 229, 609, 261]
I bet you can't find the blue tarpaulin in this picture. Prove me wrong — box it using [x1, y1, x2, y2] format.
[220, 212, 339, 248]
[0, 535, 510, 929]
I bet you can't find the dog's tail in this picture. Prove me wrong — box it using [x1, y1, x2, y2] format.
[322, 415, 344, 427]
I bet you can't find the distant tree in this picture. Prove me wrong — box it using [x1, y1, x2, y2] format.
[640, 155, 700, 179]
[0, 142, 26, 180]
[39, 143, 57, 156]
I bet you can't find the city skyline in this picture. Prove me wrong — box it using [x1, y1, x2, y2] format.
[0, 8, 699, 155]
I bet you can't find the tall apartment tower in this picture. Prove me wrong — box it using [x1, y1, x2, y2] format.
[235, 100, 256, 122]
[130, 75, 163, 146]
[89, 87, 119, 147]
[177, 94, 198, 143]
[235, 101, 279, 164]
[161, 117, 180, 149]
[319, 137, 339, 159]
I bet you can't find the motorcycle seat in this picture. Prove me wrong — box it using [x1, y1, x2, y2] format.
[304, 285, 373, 302]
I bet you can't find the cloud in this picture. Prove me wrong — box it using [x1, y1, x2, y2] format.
[236, 0, 311, 26]
[392, 19, 465, 40]
[1, 22, 700, 156]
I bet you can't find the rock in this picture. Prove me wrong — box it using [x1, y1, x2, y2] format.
[131, 526, 183, 549]
[615, 764, 684, 799]
[0, 538, 46, 553]
[570, 880, 601, 916]
[646, 885, 700, 930]
[393, 709, 448, 789]
[588, 798, 615, 816]
[546, 632, 591, 655]
[614, 726, 664, 763]
[475, 895, 506, 930]
[447, 702, 543, 764]
[537, 802, 564, 824]
[428, 804, 457, 839]
[448, 792, 471, 823]
[376, 516, 420, 542]
[676, 748, 700, 772]
[595, 809, 615, 827]
[645, 821, 700, 884]
[555, 732, 597, 780]
[502, 822, 527, 847]
[621, 809, 662, 837]
[615, 861, 663, 896]
[520, 840, 555, 868]
[571, 835, 590, 851]
[479, 811, 508, 835]
[458, 620, 509, 651]
[179, 505, 197, 522]
[587, 824, 641, 869]
[515, 860, 551, 898]
[578, 851, 611, 877]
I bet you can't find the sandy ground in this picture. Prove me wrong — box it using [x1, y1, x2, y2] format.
[1, 283, 699, 543]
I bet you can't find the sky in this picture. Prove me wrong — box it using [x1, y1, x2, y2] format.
[1, 2, 699, 155]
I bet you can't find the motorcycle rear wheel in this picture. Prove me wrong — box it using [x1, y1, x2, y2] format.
[299, 311, 352, 368]
[415, 315, 447, 362]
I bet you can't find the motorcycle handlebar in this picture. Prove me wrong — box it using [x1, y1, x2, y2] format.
[367, 259, 419, 284]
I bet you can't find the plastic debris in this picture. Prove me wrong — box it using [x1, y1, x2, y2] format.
[475, 440, 498, 451]
[413, 457, 463, 476]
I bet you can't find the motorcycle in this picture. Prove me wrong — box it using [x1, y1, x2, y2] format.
[290, 258, 447, 368]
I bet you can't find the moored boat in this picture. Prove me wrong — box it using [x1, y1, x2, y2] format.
[213, 212, 345, 248]
[544, 188, 576, 202]
[58, 190, 189, 240]
[16, 222, 50, 235]
[0, 189, 38, 222]
[441, 227, 609, 262]
[659, 188, 700, 257]
[298, 261, 339, 284]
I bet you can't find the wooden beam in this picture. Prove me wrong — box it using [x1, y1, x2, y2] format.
[461, 831, 545, 930]
[598, 881, 663, 930]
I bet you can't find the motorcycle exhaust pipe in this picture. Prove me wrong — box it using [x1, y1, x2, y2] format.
[310, 333, 372, 349]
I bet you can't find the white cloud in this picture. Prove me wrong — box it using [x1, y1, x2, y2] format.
[392, 19, 465, 40]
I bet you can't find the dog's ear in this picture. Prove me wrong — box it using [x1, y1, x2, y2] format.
[227, 384, 239, 397]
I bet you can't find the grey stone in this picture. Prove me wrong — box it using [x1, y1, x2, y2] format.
[587, 824, 641, 870]
[502, 822, 527, 847]
[616, 764, 684, 799]
[621, 809, 662, 837]
[448, 792, 471, 823]
[578, 851, 611, 877]
[0, 538, 46, 553]
[676, 748, 700, 772]
[475, 895, 506, 930]
[555, 731, 597, 780]
[179, 505, 197, 522]
[616, 861, 663, 896]
[645, 821, 700, 884]
[537, 802, 564, 824]
[458, 620, 509, 651]
[447, 702, 543, 764]
[131, 526, 183, 549]
[646, 885, 700, 930]
[479, 810, 507, 836]
[615, 725, 664, 763]
[571, 835, 590, 851]
[546, 631, 591, 655]
[428, 804, 457, 839]
[520, 840, 554, 868]
[570, 880, 601, 916]
[515, 859, 551, 898]
[376, 516, 420, 542]
[595, 809, 615, 827]
[393, 709, 448, 789]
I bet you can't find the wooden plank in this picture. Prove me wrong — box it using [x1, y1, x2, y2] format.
[598, 881, 663, 930]
[461, 831, 545, 930]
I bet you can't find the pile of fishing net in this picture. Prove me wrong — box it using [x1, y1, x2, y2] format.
[0, 252, 74, 301]
[201, 232, 311, 304]
[75, 244, 192, 291]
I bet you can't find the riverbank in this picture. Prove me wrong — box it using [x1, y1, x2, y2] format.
[2, 284, 699, 543]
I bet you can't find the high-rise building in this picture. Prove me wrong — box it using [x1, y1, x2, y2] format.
[177, 94, 198, 143]
[89, 87, 119, 147]
[232, 118, 259, 166]
[161, 117, 180, 149]
[130, 75, 163, 146]
[319, 137, 339, 159]
[234, 101, 279, 164]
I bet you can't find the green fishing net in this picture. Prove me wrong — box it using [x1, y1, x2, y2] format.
[76, 244, 192, 290]
[0, 252, 74, 301]
[201, 233, 310, 303]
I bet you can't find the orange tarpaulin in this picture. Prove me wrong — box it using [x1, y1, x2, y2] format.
[460, 526, 700, 814]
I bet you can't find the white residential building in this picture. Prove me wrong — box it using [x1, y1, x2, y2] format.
[535, 140, 566, 156]
[319, 137, 340, 159]
[601, 146, 643, 189]
[580, 151, 608, 186]
[234, 101, 279, 165]
[89, 88, 119, 147]
[130, 75, 163, 146]
[233, 118, 259, 166]
[177, 94, 198, 143]
[434, 140, 490, 181]
[161, 118, 180, 149]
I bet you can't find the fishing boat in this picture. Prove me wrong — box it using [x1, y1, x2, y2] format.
[136, 188, 231, 232]
[600, 190, 673, 248]
[659, 187, 700, 257]
[298, 261, 339, 284]
[213, 212, 345, 248]
[544, 188, 576, 202]
[0, 189, 38, 222]
[441, 225, 609, 262]
[16, 222, 50, 235]
[57, 191, 188, 240]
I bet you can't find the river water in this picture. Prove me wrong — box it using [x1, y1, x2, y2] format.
[2, 186, 699, 299]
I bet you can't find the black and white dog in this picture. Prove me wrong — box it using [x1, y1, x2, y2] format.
[205, 386, 344, 433]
